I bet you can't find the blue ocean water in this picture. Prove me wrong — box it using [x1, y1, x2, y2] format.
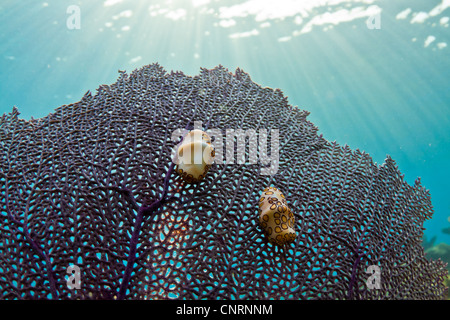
[0, 0, 449, 249]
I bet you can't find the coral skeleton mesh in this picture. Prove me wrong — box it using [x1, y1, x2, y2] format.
[0, 64, 448, 299]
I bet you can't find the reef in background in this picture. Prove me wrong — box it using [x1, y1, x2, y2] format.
[0, 63, 448, 299]
[424, 221, 450, 300]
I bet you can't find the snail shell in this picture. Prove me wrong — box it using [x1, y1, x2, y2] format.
[176, 129, 215, 183]
[258, 187, 296, 246]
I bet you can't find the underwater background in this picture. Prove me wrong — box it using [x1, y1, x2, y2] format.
[0, 0, 449, 265]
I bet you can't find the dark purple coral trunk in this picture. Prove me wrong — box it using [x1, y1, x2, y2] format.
[0, 64, 448, 299]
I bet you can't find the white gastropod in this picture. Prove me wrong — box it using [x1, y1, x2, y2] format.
[258, 187, 296, 246]
[175, 129, 215, 183]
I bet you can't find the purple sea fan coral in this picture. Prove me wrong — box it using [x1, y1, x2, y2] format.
[0, 63, 448, 299]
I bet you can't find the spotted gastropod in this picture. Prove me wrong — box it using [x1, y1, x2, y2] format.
[175, 129, 215, 183]
[258, 187, 296, 246]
